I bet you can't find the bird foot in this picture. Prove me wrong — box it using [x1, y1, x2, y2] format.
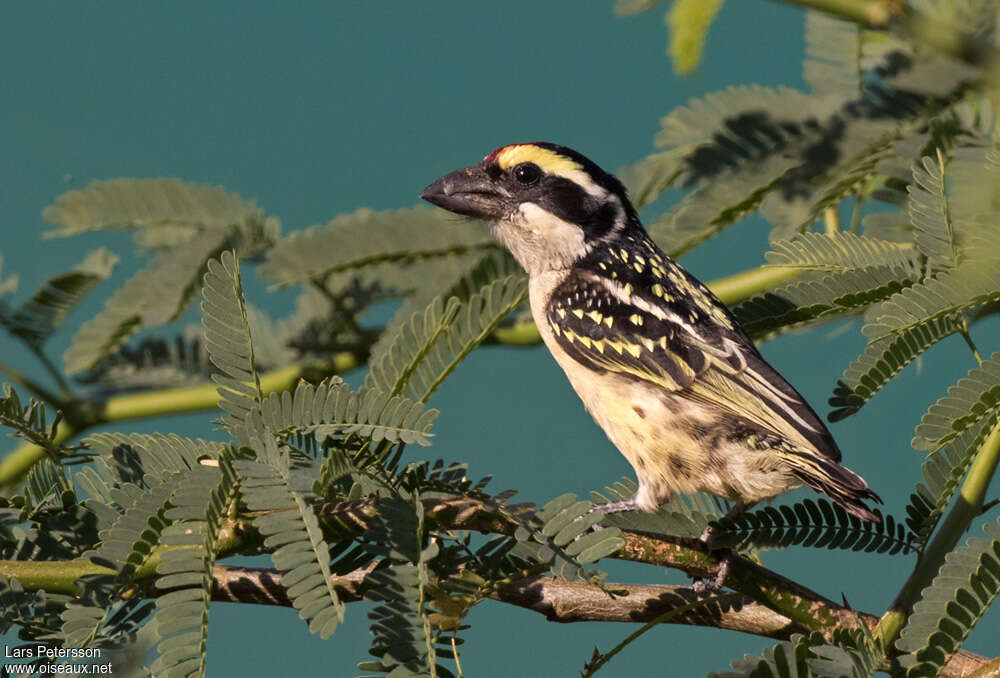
[691, 553, 731, 593]
[590, 498, 639, 515]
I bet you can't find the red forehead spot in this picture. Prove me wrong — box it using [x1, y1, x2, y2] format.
[483, 145, 509, 163]
[483, 142, 546, 163]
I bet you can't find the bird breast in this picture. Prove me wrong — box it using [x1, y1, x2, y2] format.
[527, 272, 802, 510]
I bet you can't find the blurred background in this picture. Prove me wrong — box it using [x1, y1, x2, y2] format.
[1, 1, 997, 675]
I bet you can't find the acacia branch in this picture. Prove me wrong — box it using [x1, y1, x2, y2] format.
[0, 494, 995, 676]
[208, 563, 995, 678]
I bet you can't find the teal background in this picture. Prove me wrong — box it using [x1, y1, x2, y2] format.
[1, 1, 998, 676]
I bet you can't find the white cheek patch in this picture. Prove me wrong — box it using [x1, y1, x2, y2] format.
[516, 202, 587, 251]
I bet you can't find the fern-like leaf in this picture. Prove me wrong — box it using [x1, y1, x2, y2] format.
[42, 178, 266, 238]
[905, 416, 994, 544]
[862, 263, 1000, 343]
[149, 458, 236, 678]
[235, 418, 345, 639]
[507, 494, 622, 582]
[808, 627, 883, 678]
[709, 633, 815, 678]
[89, 471, 183, 582]
[829, 314, 963, 421]
[733, 265, 915, 339]
[0, 384, 66, 465]
[592, 477, 724, 538]
[260, 206, 497, 286]
[618, 146, 693, 209]
[366, 275, 528, 403]
[63, 229, 234, 374]
[0, 574, 68, 637]
[83, 432, 227, 478]
[5, 248, 118, 349]
[803, 10, 861, 97]
[358, 495, 443, 678]
[911, 353, 1000, 452]
[908, 151, 959, 272]
[765, 231, 917, 274]
[896, 517, 1000, 675]
[260, 377, 439, 447]
[201, 250, 262, 433]
[712, 498, 910, 554]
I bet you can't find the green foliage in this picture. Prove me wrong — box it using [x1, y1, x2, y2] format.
[764, 231, 918, 274]
[236, 422, 347, 639]
[260, 206, 496, 286]
[260, 377, 439, 447]
[829, 315, 963, 421]
[734, 264, 914, 339]
[665, 0, 726, 75]
[358, 495, 444, 678]
[42, 178, 274, 241]
[709, 633, 815, 678]
[366, 275, 528, 403]
[149, 460, 236, 678]
[712, 498, 910, 554]
[911, 353, 1000, 452]
[896, 517, 1000, 675]
[862, 265, 1000, 343]
[47, 181, 278, 376]
[0, 574, 69, 638]
[803, 11, 861, 97]
[0, 384, 67, 465]
[592, 477, 724, 538]
[201, 250, 262, 433]
[508, 493, 622, 582]
[710, 629, 884, 678]
[905, 417, 995, 546]
[908, 151, 958, 272]
[1, 248, 118, 350]
[2, 4, 1000, 676]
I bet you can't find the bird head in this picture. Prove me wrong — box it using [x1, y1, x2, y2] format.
[420, 142, 638, 275]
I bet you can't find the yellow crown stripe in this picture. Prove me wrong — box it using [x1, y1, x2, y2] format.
[495, 145, 584, 175]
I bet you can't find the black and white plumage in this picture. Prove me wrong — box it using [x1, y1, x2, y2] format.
[421, 142, 880, 521]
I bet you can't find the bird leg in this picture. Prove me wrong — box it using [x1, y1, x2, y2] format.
[693, 502, 749, 593]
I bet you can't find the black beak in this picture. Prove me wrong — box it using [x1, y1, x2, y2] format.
[420, 165, 508, 219]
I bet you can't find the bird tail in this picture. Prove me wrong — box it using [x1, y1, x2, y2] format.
[782, 449, 882, 522]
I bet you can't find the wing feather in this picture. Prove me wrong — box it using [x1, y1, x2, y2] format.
[546, 267, 840, 461]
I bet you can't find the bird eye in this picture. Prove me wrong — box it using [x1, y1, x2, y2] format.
[513, 163, 541, 185]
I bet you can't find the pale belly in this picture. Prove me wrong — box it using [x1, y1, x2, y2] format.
[528, 273, 801, 511]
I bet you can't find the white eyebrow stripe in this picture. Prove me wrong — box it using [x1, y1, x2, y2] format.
[557, 169, 608, 198]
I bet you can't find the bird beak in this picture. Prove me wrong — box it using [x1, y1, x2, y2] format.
[420, 165, 509, 219]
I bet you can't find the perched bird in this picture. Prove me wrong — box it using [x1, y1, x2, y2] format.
[420, 142, 881, 526]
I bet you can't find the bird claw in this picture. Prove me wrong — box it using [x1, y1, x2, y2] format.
[692, 521, 730, 592]
[691, 553, 731, 593]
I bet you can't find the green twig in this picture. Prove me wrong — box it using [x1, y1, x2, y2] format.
[875, 417, 1000, 651]
[849, 195, 864, 233]
[823, 206, 840, 234]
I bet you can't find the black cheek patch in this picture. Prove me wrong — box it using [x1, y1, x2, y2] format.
[537, 177, 619, 240]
